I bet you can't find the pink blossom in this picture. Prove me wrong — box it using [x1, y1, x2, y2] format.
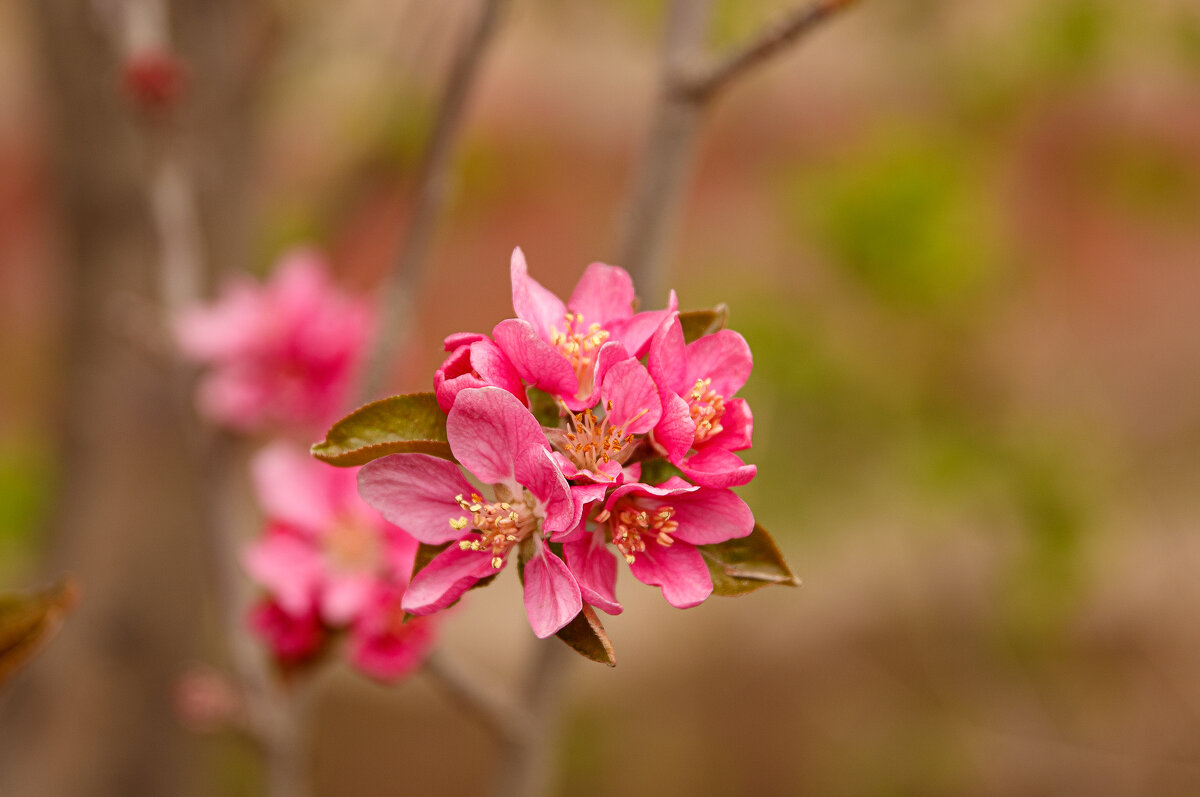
[249, 598, 325, 667]
[547, 342, 662, 483]
[493, 248, 677, 410]
[358, 387, 581, 638]
[565, 477, 755, 610]
[175, 249, 373, 434]
[647, 314, 757, 488]
[243, 443, 418, 627]
[433, 332, 527, 413]
[348, 583, 437, 682]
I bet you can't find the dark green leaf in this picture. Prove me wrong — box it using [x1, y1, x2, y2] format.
[555, 605, 616, 666]
[312, 393, 452, 467]
[0, 580, 77, 686]
[679, 305, 729, 343]
[700, 524, 799, 597]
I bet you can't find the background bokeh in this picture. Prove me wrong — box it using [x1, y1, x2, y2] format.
[3, 0, 1200, 794]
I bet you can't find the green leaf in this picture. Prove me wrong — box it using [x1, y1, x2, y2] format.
[700, 524, 800, 597]
[679, 305, 728, 343]
[312, 393, 452, 467]
[0, 580, 76, 686]
[555, 605, 616, 667]
[527, 388, 563, 428]
[412, 542, 450, 580]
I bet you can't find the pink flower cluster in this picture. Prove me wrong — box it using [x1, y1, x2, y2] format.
[178, 250, 432, 681]
[359, 249, 756, 639]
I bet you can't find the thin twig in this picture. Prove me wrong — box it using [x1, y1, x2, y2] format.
[618, 0, 857, 301]
[682, 0, 858, 102]
[360, 0, 507, 400]
[421, 650, 533, 747]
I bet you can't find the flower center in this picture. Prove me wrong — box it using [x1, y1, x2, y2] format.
[451, 490, 540, 569]
[687, 378, 725, 445]
[324, 516, 382, 573]
[562, 400, 641, 475]
[602, 502, 678, 565]
[550, 312, 609, 398]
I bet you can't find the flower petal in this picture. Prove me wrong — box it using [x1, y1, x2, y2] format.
[357, 454, 477, 545]
[522, 542, 582, 638]
[401, 544, 500, 615]
[564, 532, 622, 615]
[678, 447, 757, 488]
[651, 390, 696, 464]
[607, 289, 677, 358]
[628, 541, 713, 608]
[446, 387, 549, 489]
[686, 329, 753, 399]
[493, 318, 578, 398]
[705, 397, 753, 452]
[567, 262, 634, 327]
[242, 531, 323, 616]
[648, 313, 688, 394]
[599, 352, 662, 435]
[510, 247, 566, 340]
[665, 488, 755, 546]
[251, 443, 339, 531]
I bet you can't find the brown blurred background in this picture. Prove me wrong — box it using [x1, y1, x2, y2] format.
[3, 0, 1200, 794]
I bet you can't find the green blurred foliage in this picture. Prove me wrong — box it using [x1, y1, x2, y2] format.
[0, 445, 50, 581]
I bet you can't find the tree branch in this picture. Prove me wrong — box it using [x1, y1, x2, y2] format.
[682, 0, 858, 102]
[360, 0, 507, 400]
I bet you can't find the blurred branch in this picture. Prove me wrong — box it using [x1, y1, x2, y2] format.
[113, 1, 311, 795]
[619, 0, 857, 299]
[360, 0, 507, 400]
[682, 0, 858, 102]
[421, 650, 532, 748]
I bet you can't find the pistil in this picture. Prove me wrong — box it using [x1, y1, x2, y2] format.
[609, 503, 678, 564]
[687, 378, 726, 444]
[451, 491, 539, 569]
[550, 312, 609, 398]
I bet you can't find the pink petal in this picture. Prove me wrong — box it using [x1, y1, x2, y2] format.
[564, 532, 622, 615]
[648, 313, 688, 394]
[320, 573, 375, 625]
[551, 482, 611, 543]
[664, 487, 755, 546]
[705, 397, 753, 452]
[174, 280, 260, 361]
[446, 387, 548, 488]
[607, 289, 678, 358]
[599, 354, 662, 435]
[567, 262, 634, 327]
[510, 247, 566, 340]
[402, 544, 500, 616]
[251, 443, 338, 531]
[522, 542, 582, 638]
[628, 541, 713, 608]
[651, 391, 696, 464]
[350, 614, 435, 682]
[242, 533, 323, 616]
[434, 338, 527, 414]
[443, 331, 487, 351]
[493, 318, 578, 397]
[357, 454, 477, 545]
[686, 329, 753, 399]
[678, 447, 757, 488]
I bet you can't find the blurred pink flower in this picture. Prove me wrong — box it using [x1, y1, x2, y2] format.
[248, 598, 325, 667]
[175, 249, 373, 434]
[493, 248, 677, 410]
[243, 443, 418, 627]
[358, 387, 581, 639]
[348, 583, 436, 682]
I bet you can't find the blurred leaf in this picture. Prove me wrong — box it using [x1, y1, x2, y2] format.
[801, 136, 998, 313]
[527, 388, 562, 428]
[0, 580, 77, 687]
[679, 305, 729, 343]
[555, 605, 616, 667]
[312, 393, 451, 466]
[701, 524, 799, 596]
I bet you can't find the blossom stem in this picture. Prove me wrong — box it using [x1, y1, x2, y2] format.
[489, 639, 574, 797]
